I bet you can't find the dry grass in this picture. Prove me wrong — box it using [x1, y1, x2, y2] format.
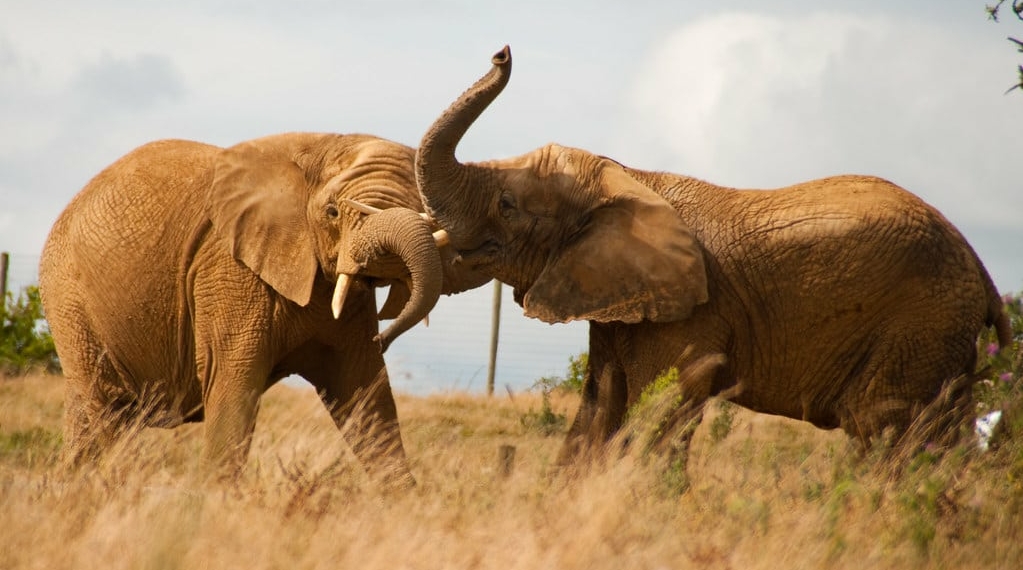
[2, 374, 1021, 570]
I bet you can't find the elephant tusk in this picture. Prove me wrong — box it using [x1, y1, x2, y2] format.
[344, 199, 382, 216]
[331, 273, 352, 319]
[433, 229, 450, 247]
[346, 198, 436, 224]
[422, 314, 430, 327]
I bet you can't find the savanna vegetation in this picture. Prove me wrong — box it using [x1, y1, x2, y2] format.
[0, 285, 59, 377]
[0, 294, 1020, 569]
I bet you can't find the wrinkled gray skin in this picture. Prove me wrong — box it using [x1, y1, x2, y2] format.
[40, 132, 489, 484]
[416, 47, 1013, 465]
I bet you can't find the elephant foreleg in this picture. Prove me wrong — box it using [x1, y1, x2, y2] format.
[558, 323, 626, 466]
[302, 344, 414, 489]
[200, 379, 262, 478]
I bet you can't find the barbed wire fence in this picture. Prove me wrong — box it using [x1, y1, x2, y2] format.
[1, 251, 587, 395]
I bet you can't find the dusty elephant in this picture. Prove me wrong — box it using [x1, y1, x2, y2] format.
[414, 47, 1013, 465]
[40, 132, 488, 484]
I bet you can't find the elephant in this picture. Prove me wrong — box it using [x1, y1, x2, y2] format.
[39, 132, 488, 485]
[413, 46, 1014, 466]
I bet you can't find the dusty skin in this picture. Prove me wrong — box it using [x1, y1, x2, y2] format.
[1, 374, 1020, 570]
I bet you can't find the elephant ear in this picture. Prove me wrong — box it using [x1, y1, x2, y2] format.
[523, 165, 708, 324]
[207, 140, 318, 307]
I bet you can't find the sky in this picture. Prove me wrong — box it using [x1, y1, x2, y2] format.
[2, 1, 1021, 394]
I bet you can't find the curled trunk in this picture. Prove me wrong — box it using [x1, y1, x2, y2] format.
[341, 207, 443, 351]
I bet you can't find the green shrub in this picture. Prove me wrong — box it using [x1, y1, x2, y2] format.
[976, 292, 1022, 395]
[976, 292, 1023, 446]
[628, 367, 683, 423]
[534, 353, 588, 394]
[709, 399, 736, 444]
[1, 285, 60, 376]
[522, 355, 584, 436]
[519, 390, 567, 436]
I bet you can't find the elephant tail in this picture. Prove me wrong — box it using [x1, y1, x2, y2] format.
[983, 273, 1013, 349]
[965, 236, 1013, 349]
[990, 296, 1013, 350]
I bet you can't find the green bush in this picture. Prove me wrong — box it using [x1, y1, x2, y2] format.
[534, 352, 588, 394]
[1, 285, 60, 376]
[522, 355, 585, 436]
[519, 390, 568, 436]
[976, 292, 1023, 447]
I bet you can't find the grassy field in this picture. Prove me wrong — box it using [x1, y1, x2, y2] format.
[1, 373, 1021, 570]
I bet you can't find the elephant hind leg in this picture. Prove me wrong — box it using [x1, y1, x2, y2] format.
[893, 373, 975, 456]
[839, 335, 977, 457]
[61, 380, 137, 470]
[618, 353, 726, 461]
[58, 338, 140, 470]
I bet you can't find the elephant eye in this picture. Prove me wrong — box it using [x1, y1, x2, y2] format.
[325, 204, 340, 219]
[498, 193, 517, 218]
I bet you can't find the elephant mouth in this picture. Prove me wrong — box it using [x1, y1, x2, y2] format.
[454, 239, 502, 269]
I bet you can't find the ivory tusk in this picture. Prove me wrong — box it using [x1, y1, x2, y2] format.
[433, 229, 450, 247]
[422, 314, 430, 327]
[344, 199, 382, 215]
[345, 198, 436, 223]
[331, 273, 352, 319]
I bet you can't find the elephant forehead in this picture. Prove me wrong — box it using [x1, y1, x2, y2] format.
[552, 146, 576, 177]
[501, 170, 573, 217]
[534, 143, 595, 181]
[317, 140, 415, 181]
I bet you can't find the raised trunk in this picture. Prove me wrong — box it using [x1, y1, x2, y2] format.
[416, 46, 512, 221]
[342, 208, 443, 352]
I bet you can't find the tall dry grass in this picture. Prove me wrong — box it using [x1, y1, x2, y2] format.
[1, 373, 1021, 570]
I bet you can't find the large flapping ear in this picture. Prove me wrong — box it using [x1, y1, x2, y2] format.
[207, 140, 319, 307]
[523, 164, 708, 324]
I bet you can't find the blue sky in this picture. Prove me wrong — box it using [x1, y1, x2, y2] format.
[2, 1, 1020, 393]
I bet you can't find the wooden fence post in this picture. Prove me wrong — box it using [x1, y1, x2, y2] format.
[0, 251, 9, 317]
[497, 444, 516, 478]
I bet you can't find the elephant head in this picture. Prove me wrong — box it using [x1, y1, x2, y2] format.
[416, 47, 708, 324]
[207, 133, 451, 350]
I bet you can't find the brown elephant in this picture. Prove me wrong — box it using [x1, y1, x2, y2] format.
[413, 47, 1013, 465]
[40, 132, 488, 485]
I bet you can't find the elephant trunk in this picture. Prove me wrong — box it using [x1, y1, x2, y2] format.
[416, 46, 511, 225]
[340, 207, 443, 352]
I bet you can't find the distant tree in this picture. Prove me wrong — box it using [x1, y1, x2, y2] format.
[1, 286, 60, 376]
[986, 0, 1023, 93]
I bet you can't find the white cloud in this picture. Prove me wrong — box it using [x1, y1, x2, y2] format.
[617, 11, 1023, 290]
[622, 12, 1020, 211]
